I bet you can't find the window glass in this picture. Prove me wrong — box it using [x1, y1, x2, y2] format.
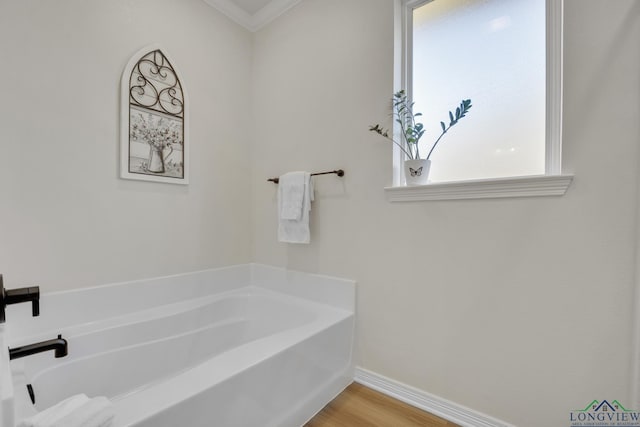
[412, 0, 546, 182]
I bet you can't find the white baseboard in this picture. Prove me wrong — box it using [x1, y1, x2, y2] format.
[354, 367, 514, 427]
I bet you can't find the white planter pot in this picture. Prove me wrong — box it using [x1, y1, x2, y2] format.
[404, 159, 431, 186]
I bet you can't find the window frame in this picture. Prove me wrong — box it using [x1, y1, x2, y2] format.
[387, 0, 572, 200]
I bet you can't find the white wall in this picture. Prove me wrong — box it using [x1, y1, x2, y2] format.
[251, 0, 640, 425]
[0, 0, 253, 291]
[2, 0, 639, 425]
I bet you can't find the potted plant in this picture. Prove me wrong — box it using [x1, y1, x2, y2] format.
[370, 90, 472, 185]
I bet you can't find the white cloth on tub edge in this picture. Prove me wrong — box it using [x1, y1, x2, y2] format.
[17, 394, 114, 427]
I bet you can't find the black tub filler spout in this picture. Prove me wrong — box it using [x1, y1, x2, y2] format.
[9, 335, 68, 360]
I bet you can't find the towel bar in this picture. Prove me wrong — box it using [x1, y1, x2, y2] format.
[267, 169, 344, 184]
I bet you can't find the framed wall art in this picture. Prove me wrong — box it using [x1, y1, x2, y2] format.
[120, 45, 189, 184]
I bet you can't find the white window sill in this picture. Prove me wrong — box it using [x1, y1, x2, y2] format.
[384, 174, 574, 202]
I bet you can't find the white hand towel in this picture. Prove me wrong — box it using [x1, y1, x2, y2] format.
[52, 396, 114, 427]
[18, 394, 115, 427]
[18, 394, 89, 427]
[278, 172, 307, 220]
[278, 173, 314, 244]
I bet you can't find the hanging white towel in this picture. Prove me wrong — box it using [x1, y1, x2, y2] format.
[18, 394, 114, 427]
[278, 172, 314, 244]
[278, 172, 307, 220]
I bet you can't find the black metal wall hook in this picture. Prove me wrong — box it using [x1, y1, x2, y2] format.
[268, 169, 345, 184]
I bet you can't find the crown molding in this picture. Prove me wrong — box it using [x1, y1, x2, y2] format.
[204, 0, 302, 32]
[204, 0, 253, 29]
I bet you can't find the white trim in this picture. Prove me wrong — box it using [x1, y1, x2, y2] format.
[354, 367, 515, 427]
[384, 174, 573, 202]
[203, 0, 302, 32]
[203, 0, 253, 30]
[252, 0, 303, 31]
[392, 0, 405, 187]
[394, 0, 430, 186]
[633, 258, 640, 409]
[545, 0, 564, 175]
[632, 143, 640, 408]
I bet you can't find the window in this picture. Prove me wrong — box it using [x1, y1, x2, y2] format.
[388, 0, 571, 200]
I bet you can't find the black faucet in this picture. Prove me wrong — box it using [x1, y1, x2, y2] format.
[0, 274, 40, 323]
[9, 335, 68, 360]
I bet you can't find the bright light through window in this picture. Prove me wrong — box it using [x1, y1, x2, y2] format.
[412, 0, 546, 182]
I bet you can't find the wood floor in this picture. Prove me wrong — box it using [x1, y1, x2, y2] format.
[305, 383, 460, 427]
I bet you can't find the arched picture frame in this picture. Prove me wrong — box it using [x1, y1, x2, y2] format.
[120, 45, 189, 184]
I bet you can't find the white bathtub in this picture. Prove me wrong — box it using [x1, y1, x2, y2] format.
[1, 264, 355, 427]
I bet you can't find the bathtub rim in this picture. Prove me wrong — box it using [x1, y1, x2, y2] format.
[12, 304, 354, 427]
[22, 287, 346, 397]
[5, 264, 355, 345]
[0, 326, 14, 427]
[7, 284, 352, 349]
[3, 264, 356, 427]
[111, 313, 355, 427]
